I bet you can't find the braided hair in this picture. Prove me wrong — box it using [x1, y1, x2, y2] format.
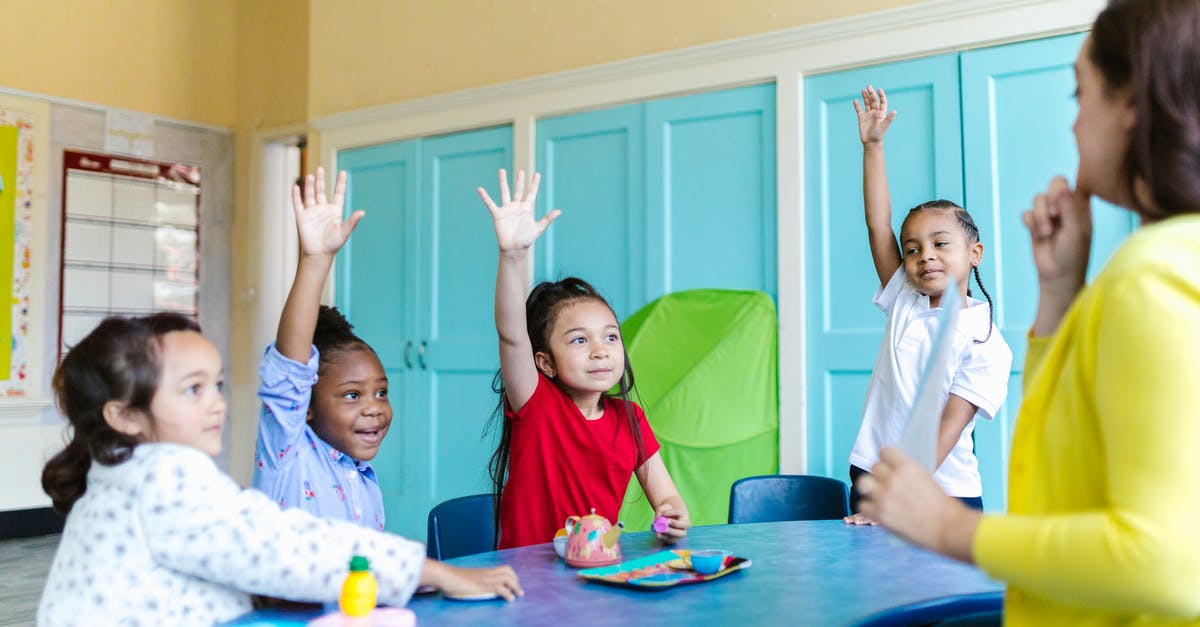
[905, 200, 994, 344]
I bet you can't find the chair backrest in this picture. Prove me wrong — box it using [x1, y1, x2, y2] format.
[727, 474, 850, 524]
[850, 591, 1003, 627]
[426, 493, 496, 560]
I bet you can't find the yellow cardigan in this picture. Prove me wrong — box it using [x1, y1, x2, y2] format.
[973, 215, 1200, 625]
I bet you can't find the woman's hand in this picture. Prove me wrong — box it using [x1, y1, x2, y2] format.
[1023, 176, 1093, 335]
[478, 169, 560, 256]
[423, 561, 523, 602]
[856, 447, 981, 563]
[653, 503, 691, 544]
[853, 85, 897, 146]
[291, 167, 363, 259]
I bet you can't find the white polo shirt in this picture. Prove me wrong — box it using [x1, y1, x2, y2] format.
[849, 268, 1013, 497]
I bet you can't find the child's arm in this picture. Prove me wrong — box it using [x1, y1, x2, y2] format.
[935, 394, 978, 470]
[854, 85, 902, 288]
[275, 167, 364, 362]
[477, 169, 560, 411]
[635, 452, 691, 544]
[419, 560, 523, 601]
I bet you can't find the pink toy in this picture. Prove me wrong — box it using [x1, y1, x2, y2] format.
[652, 515, 670, 534]
[564, 508, 624, 568]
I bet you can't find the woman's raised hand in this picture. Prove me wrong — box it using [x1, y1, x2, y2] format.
[853, 85, 897, 145]
[291, 167, 364, 258]
[478, 169, 561, 254]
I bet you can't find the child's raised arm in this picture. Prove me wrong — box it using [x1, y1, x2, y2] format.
[477, 169, 560, 411]
[275, 167, 364, 362]
[854, 85, 902, 288]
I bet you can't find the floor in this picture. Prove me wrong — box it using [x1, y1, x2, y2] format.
[0, 534, 58, 627]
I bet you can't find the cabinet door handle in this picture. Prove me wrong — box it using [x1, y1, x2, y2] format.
[403, 341, 414, 369]
[417, 341, 427, 370]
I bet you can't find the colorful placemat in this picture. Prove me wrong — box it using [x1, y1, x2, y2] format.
[577, 550, 750, 590]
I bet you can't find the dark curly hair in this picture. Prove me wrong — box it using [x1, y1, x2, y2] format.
[313, 305, 374, 372]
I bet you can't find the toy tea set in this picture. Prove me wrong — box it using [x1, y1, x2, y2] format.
[557, 508, 751, 589]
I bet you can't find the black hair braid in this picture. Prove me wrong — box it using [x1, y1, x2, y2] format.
[971, 266, 995, 344]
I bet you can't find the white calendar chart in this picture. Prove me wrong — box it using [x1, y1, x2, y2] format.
[59, 151, 201, 356]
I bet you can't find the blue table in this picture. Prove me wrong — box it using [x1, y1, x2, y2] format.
[230, 520, 1002, 626]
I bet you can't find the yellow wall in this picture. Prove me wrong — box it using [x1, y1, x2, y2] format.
[308, 0, 927, 118]
[0, 0, 238, 127]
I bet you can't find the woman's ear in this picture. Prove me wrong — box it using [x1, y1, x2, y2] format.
[102, 400, 148, 438]
[534, 352, 556, 378]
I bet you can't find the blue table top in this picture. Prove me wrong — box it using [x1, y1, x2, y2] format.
[228, 520, 1002, 626]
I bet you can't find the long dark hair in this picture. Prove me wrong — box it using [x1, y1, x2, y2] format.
[484, 277, 645, 541]
[904, 200, 995, 343]
[42, 313, 202, 514]
[1091, 0, 1200, 220]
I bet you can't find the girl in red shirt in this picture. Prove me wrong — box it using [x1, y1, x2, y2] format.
[477, 169, 691, 549]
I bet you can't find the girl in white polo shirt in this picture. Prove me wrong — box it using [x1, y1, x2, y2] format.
[845, 86, 1012, 524]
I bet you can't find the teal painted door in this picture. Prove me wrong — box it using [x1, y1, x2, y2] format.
[536, 83, 777, 318]
[804, 55, 964, 483]
[805, 34, 1135, 509]
[338, 126, 513, 539]
[960, 33, 1135, 509]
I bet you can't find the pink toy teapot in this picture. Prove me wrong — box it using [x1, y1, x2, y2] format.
[563, 508, 624, 567]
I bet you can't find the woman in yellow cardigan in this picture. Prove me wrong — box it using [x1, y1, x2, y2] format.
[856, 0, 1200, 623]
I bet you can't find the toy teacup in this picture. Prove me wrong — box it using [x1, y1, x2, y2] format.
[689, 549, 733, 575]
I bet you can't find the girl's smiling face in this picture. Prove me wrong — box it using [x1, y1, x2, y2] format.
[899, 208, 983, 308]
[308, 348, 392, 461]
[535, 299, 626, 410]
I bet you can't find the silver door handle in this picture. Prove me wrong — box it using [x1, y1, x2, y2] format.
[403, 340, 414, 369]
[417, 341, 427, 370]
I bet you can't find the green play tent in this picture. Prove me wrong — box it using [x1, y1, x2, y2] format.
[616, 289, 779, 530]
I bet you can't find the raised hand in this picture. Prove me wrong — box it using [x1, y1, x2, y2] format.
[853, 85, 897, 145]
[291, 167, 364, 258]
[478, 169, 561, 254]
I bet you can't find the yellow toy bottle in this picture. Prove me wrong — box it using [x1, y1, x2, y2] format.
[339, 555, 378, 617]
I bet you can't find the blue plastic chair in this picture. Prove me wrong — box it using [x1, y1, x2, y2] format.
[727, 474, 850, 524]
[426, 493, 496, 560]
[850, 591, 1003, 626]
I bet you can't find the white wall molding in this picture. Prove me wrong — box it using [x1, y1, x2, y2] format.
[0, 398, 53, 426]
[305, 0, 1104, 474]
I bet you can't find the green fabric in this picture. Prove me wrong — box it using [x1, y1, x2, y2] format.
[617, 289, 779, 531]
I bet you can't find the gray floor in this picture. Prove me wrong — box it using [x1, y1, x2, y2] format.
[0, 534, 58, 627]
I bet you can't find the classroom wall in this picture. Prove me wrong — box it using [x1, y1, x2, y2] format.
[306, 0, 927, 119]
[0, 0, 239, 128]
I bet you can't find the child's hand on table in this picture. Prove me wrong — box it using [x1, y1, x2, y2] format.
[843, 512, 878, 526]
[653, 504, 690, 544]
[422, 561, 523, 601]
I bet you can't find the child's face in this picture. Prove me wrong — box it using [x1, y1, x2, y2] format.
[146, 330, 226, 457]
[899, 209, 982, 308]
[308, 348, 392, 462]
[537, 299, 626, 398]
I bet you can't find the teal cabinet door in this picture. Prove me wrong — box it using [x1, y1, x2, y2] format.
[536, 84, 778, 319]
[535, 104, 645, 319]
[337, 126, 512, 540]
[804, 55, 963, 481]
[645, 84, 777, 302]
[414, 126, 513, 538]
[960, 32, 1135, 509]
[337, 139, 420, 533]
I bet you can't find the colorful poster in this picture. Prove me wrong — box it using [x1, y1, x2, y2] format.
[0, 108, 35, 395]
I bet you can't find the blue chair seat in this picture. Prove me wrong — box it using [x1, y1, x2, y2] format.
[851, 591, 1003, 626]
[727, 474, 850, 524]
[426, 493, 496, 560]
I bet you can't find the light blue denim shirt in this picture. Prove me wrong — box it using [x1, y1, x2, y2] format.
[252, 344, 385, 530]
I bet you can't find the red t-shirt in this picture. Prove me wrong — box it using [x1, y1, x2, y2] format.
[497, 374, 660, 549]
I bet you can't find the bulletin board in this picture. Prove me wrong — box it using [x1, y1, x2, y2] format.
[0, 102, 40, 396]
[58, 150, 201, 357]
